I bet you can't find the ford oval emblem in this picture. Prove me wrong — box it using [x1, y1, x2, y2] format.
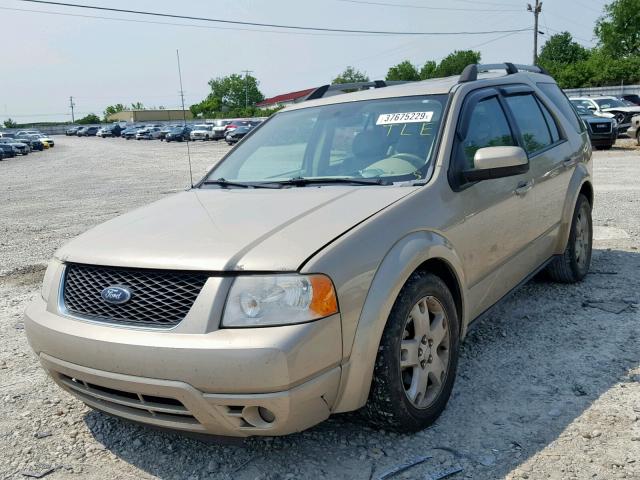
[100, 286, 132, 305]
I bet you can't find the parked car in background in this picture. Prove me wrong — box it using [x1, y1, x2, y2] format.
[65, 126, 82, 136]
[15, 134, 45, 151]
[622, 94, 640, 106]
[77, 126, 100, 137]
[0, 138, 30, 155]
[627, 114, 640, 145]
[0, 143, 17, 158]
[573, 104, 617, 150]
[570, 96, 640, 135]
[225, 125, 253, 145]
[34, 133, 54, 148]
[159, 124, 179, 141]
[122, 126, 144, 140]
[211, 120, 232, 140]
[15, 130, 41, 137]
[164, 125, 191, 142]
[224, 121, 251, 134]
[136, 127, 162, 140]
[190, 124, 214, 141]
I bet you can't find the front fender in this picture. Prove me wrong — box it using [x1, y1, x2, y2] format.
[332, 230, 466, 413]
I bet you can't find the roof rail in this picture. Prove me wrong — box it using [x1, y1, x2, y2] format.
[458, 63, 548, 83]
[305, 80, 411, 101]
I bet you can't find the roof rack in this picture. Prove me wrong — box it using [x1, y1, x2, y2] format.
[305, 80, 411, 101]
[458, 63, 549, 83]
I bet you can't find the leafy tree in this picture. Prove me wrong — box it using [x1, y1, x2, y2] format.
[130, 102, 145, 110]
[435, 50, 481, 77]
[386, 60, 421, 81]
[333, 66, 369, 84]
[538, 32, 590, 78]
[420, 60, 438, 79]
[556, 51, 640, 88]
[3, 118, 17, 128]
[208, 73, 264, 109]
[104, 103, 125, 117]
[76, 113, 101, 124]
[595, 0, 640, 57]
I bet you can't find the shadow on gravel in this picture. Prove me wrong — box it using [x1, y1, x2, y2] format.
[82, 248, 640, 480]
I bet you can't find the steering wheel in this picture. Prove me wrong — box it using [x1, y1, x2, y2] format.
[389, 153, 424, 169]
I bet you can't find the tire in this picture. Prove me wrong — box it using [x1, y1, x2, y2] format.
[363, 272, 460, 432]
[546, 194, 592, 283]
[636, 131, 640, 146]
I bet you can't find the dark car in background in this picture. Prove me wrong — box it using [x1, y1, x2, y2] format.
[77, 126, 99, 137]
[0, 143, 17, 159]
[159, 124, 179, 141]
[622, 94, 640, 106]
[15, 135, 45, 151]
[65, 126, 82, 136]
[165, 125, 192, 142]
[0, 138, 30, 155]
[122, 126, 144, 140]
[225, 125, 253, 145]
[574, 104, 617, 150]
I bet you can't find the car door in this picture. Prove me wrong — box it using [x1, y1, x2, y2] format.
[446, 87, 539, 317]
[501, 87, 575, 259]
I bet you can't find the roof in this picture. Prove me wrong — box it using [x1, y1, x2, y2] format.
[256, 88, 315, 107]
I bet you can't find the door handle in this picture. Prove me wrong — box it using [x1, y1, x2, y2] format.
[514, 180, 534, 196]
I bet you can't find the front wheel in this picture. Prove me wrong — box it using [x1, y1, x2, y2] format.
[363, 272, 460, 432]
[546, 194, 592, 283]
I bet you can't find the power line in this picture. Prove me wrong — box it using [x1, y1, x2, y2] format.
[335, 0, 521, 12]
[15, 0, 532, 36]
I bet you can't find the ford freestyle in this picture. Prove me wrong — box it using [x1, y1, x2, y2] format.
[25, 63, 593, 437]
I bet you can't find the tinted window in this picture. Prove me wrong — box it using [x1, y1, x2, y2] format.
[504, 94, 552, 155]
[537, 82, 584, 133]
[460, 96, 516, 169]
[595, 98, 626, 109]
[538, 99, 561, 143]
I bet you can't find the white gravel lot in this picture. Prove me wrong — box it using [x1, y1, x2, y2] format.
[0, 136, 638, 480]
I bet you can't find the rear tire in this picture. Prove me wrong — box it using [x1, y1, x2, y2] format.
[363, 272, 459, 432]
[546, 194, 592, 283]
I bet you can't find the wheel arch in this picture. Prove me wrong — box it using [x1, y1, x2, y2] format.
[332, 230, 467, 413]
[556, 165, 593, 254]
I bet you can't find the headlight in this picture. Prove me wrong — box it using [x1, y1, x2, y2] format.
[222, 274, 338, 327]
[41, 258, 62, 301]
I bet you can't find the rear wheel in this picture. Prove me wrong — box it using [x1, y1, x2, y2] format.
[363, 272, 459, 432]
[636, 130, 640, 146]
[546, 194, 592, 283]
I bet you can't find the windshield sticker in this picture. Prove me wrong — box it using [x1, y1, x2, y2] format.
[376, 111, 434, 125]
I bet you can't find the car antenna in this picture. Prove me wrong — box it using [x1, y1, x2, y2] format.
[176, 49, 194, 188]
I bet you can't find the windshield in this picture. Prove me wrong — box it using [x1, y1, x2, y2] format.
[595, 98, 626, 109]
[206, 95, 447, 184]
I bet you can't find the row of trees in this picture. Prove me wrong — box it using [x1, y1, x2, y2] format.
[538, 0, 640, 88]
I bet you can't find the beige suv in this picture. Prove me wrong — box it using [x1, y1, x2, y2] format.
[25, 63, 593, 437]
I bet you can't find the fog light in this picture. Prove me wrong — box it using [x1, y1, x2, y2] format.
[258, 407, 276, 424]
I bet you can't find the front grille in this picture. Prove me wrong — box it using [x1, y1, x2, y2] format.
[591, 122, 612, 133]
[62, 263, 208, 328]
[57, 374, 201, 426]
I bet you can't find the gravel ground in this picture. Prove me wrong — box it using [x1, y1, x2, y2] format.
[1, 137, 639, 480]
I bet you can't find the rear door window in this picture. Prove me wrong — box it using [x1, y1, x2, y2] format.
[504, 94, 552, 155]
[537, 82, 585, 133]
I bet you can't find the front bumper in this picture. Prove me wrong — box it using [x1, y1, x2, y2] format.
[24, 294, 342, 437]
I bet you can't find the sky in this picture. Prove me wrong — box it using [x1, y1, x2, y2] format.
[0, 0, 610, 123]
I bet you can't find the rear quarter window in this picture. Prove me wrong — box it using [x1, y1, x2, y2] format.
[537, 82, 585, 133]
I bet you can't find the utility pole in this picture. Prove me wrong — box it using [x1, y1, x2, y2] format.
[69, 96, 75, 123]
[527, 1, 543, 65]
[176, 50, 187, 127]
[242, 70, 253, 109]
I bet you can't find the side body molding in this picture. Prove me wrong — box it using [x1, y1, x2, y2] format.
[332, 230, 466, 413]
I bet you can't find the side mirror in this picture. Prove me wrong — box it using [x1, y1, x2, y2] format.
[463, 146, 529, 182]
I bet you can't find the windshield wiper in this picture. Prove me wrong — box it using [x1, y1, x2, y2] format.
[271, 177, 390, 187]
[201, 178, 281, 189]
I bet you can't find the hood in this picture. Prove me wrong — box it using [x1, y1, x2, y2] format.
[55, 186, 416, 271]
[602, 106, 640, 113]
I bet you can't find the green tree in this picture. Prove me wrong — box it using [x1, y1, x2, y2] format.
[435, 50, 481, 77]
[333, 66, 369, 84]
[538, 32, 590, 78]
[76, 113, 101, 124]
[420, 60, 438, 79]
[386, 60, 421, 81]
[208, 73, 264, 109]
[103, 103, 126, 121]
[595, 0, 640, 57]
[130, 102, 145, 110]
[3, 118, 17, 128]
